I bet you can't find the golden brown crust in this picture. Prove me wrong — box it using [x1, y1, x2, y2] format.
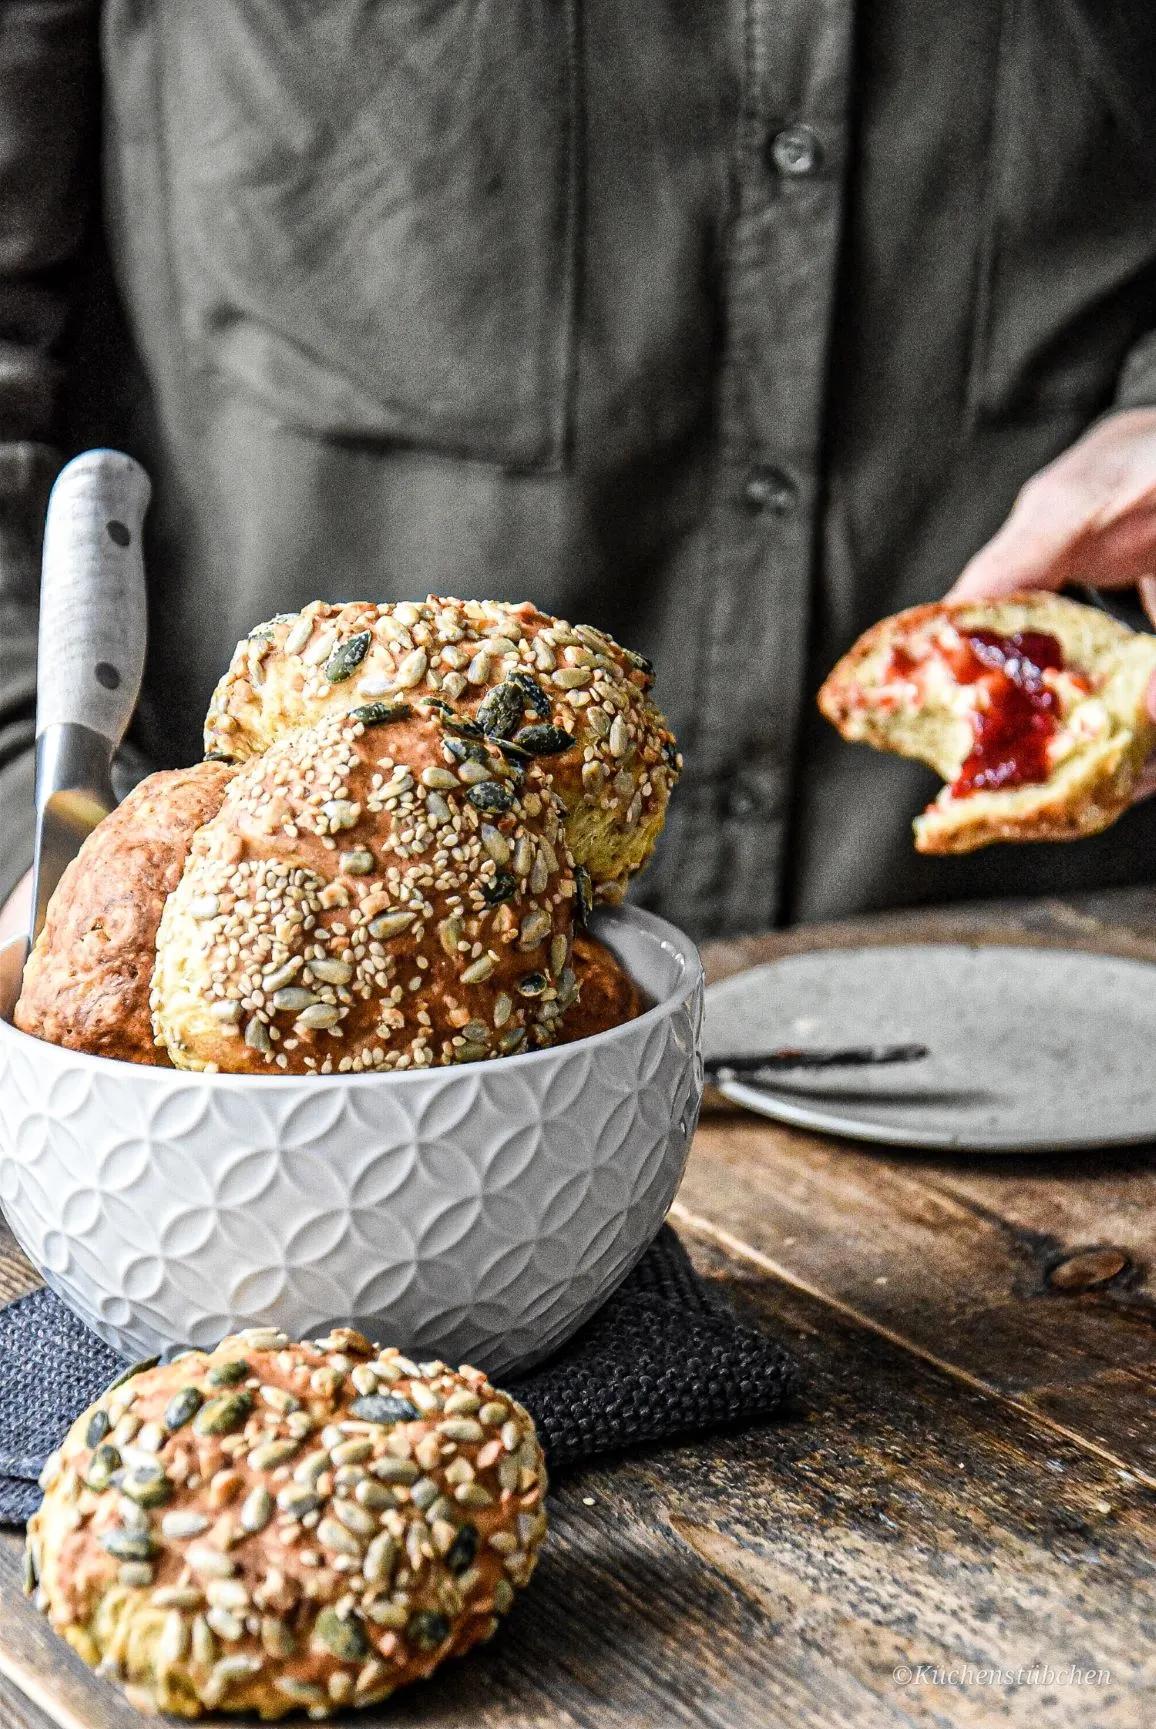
[29, 1328, 547, 1718]
[151, 707, 578, 1075]
[818, 592, 1156, 855]
[203, 598, 680, 896]
[14, 763, 235, 1064]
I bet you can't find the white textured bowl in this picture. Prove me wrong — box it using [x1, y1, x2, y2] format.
[0, 907, 702, 1376]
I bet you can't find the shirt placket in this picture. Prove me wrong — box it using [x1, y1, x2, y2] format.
[677, 0, 853, 934]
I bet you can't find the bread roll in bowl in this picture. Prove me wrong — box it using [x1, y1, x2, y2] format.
[152, 705, 577, 1075]
[204, 597, 680, 899]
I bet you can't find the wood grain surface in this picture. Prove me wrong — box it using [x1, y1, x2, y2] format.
[1, 888, 1153, 1727]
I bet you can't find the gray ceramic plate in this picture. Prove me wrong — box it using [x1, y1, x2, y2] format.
[703, 944, 1156, 1152]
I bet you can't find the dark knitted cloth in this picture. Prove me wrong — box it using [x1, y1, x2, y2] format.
[0, 1227, 797, 1524]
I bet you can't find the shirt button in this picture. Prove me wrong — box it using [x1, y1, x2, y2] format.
[742, 465, 796, 515]
[769, 122, 822, 177]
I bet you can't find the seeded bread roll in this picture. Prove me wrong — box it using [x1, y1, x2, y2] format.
[819, 592, 1156, 853]
[151, 705, 577, 1074]
[557, 933, 643, 1045]
[28, 1326, 547, 1718]
[203, 597, 680, 899]
[14, 762, 236, 1065]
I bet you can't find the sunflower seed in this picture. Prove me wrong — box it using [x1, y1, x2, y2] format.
[338, 848, 375, 876]
[407, 1610, 451, 1651]
[272, 986, 317, 1014]
[368, 910, 417, 939]
[460, 954, 496, 985]
[426, 791, 452, 825]
[239, 1485, 274, 1533]
[244, 1017, 272, 1055]
[609, 715, 630, 756]
[248, 1437, 300, 1470]
[187, 1544, 237, 1579]
[85, 1410, 111, 1449]
[349, 1394, 419, 1425]
[479, 824, 511, 866]
[421, 766, 458, 791]
[161, 1509, 210, 1541]
[317, 1516, 364, 1557]
[395, 648, 428, 688]
[320, 798, 360, 831]
[310, 957, 354, 985]
[297, 1003, 341, 1030]
[284, 615, 314, 655]
[518, 910, 552, 949]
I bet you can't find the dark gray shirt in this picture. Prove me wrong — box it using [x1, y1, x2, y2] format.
[4, 0, 1156, 935]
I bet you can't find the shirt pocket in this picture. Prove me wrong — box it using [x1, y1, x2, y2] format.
[967, 0, 1156, 424]
[159, 0, 580, 471]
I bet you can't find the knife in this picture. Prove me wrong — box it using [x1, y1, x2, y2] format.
[705, 1044, 928, 1085]
[29, 450, 151, 951]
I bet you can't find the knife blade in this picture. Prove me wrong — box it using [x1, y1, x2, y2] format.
[705, 1044, 929, 1084]
[29, 451, 151, 951]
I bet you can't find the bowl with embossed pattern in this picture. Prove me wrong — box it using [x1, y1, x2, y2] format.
[0, 906, 702, 1376]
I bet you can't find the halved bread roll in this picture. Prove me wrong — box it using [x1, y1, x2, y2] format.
[818, 593, 1156, 854]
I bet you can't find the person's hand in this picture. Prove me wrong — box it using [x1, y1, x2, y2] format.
[948, 407, 1156, 736]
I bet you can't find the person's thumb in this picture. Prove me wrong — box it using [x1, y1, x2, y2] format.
[948, 495, 1075, 601]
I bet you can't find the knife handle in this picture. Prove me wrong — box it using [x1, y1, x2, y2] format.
[35, 450, 151, 744]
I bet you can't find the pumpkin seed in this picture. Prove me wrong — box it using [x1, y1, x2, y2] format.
[325, 631, 372, 683]
[447, 1524, 479, 1573]
[85, 1409, 111, 1449]
[313, 1608, 369, 1662]
[194, 1393, 253, 1437]
[575, 865, 593, 923]
[509, 671, 551, 717]
[407, 1611, 451, 1652]
[476, 682, 525, 738]
[349, 699, 411, 727]
[121, 1463, 174, 1508]
[369, 910, 417, 940]
[514, 724, 575, 756]
[105, 1357, 159, 1394]
[261, 1617, 296, 1658]
[101, 1527, 157, 1562]
[481, 871, 517, 906]
[85, 1443, 122, 1491]
[349, 1394, 420, 1425]
[499, 1028, 527, 1056]
[456, 1040, 489, 1062]
[207, 1360, 250, 1387]
[466, 781, 514, 814]
[338, 847, 375, 876]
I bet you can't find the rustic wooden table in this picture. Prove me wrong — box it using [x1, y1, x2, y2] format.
[1, 889, 1154, 1727]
